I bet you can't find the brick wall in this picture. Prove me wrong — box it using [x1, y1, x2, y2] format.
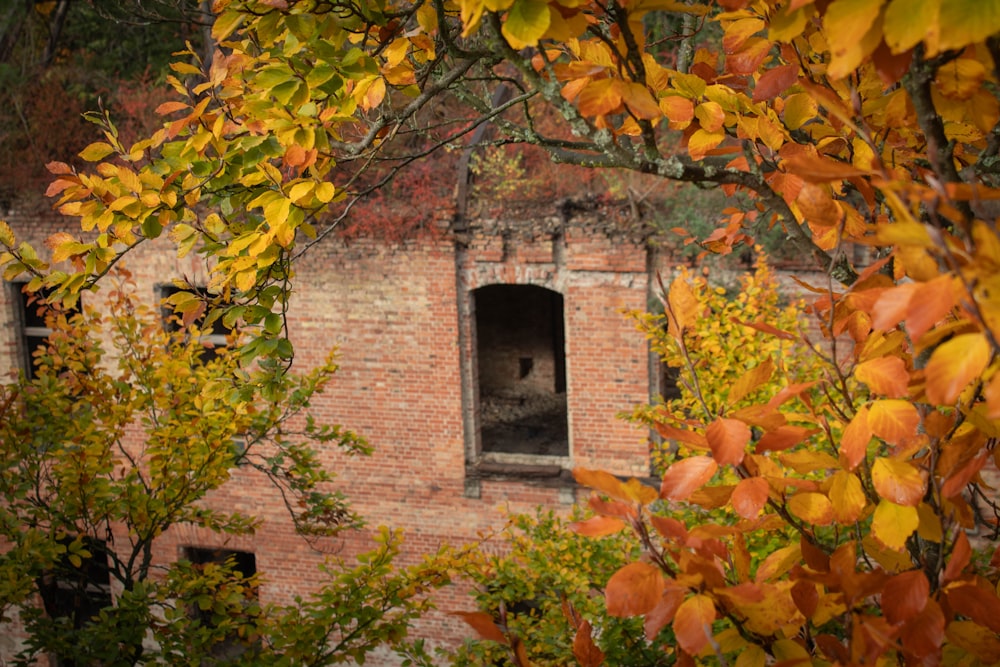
[0, 211, 657, 663]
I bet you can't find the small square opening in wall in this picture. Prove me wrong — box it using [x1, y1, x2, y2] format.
[474, 284, 568, 457]
[183, 547, 258, 660]
[37, 537, 112, 665]
[158, 283, 230, 363]
[11, 283, 82, 379]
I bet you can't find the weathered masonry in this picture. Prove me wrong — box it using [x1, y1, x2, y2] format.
[0, 209, 666, 656]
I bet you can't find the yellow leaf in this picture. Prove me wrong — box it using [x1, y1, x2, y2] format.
[687, 128, 725, 160]
[501, 0, 550, 49]
[883, 0, 940, 54]
[79, 142, 116, 162]
[924, 333, 990, 406]
[871, 499, 919, 551]
[829, 471, 867, 523]
[314, 182, 336, 203]
[728, 357, 775, 406]
[787, 492, 835, 526]
[936, 0, 1000, 56]
[872, 457, 925, 506]
[694, 101, 725, 132]
[823, 0, 886, 80]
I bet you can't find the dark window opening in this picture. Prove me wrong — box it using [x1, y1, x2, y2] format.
[37, 537, 112, 666]
[159, 284, 230, 363]
[13, 284, 81, 379]
[474, 285, 568, 457]
[184, 547, 258, 661]
[661, 364, 682, 401]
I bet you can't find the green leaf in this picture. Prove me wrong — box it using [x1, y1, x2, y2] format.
[501, 0, 550, 49]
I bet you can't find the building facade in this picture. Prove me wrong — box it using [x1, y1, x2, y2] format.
[0, 207, 671, 660]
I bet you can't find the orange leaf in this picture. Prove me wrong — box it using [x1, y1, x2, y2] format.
[765, 381, 818, 411]
[940, 450, 988, 499]
[783, 152, 872, 182]
[622, 82, 661, 120]
[882, 570, 929, 624]
[660, 457, 718, 501]
[573, 468, 629, 500]
[666, 276, 699, 337]
[840, 406, 872, 470]
[871, 500, 919, 551]
[654, 422, 709, 450]
[868, 400, 920, 446]
[787, 492, 835, 526]
[572, 620, 605, 667]
[872, 282, 919, 331]
[660, 96, 695, 129]
[855, 356, 910, 398]
[453, 611, 506, 643]
[731, 477, 770, 518]
[907, 275, 956, 341]
[606, 562, 665, 617]
[924, 333, 990, 405]
[673, 594, 716, 655]
[796, 182, 843, 227]
[569, 516, 626, 537]
[650, 515, 688, 542]
[872, 457, 926, 506]
[578, 78, 623, 116]
[756, 424, 818, 452]
[155, 100, 190, 115]
[731, 318, 796, 340]
[706, 417, 750, 466]
[728, 357, 775, 406]
[753, 63, 799, 102]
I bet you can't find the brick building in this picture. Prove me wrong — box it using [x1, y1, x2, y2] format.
[0, 205, 685, 660]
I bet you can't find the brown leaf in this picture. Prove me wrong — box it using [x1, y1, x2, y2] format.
[752, 63, 800, 102]
[900, 598, 945, 658]
[943, 530, 971, 584]
[945, 582, 1000, 633]
[783, 152, 872, 182]
[606, 562, 665, 617]
[644, 585, 686, 640]
[791, 580, 819, 618]
[882, 570, 929, 624]
[572, 620, 605, 667]
[660, 456, 718, 501]
[453, 611, 506, 643]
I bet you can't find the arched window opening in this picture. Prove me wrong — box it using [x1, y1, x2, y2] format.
[474, 284, 568, 456]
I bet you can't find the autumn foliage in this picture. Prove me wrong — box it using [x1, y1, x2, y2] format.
[2, 0, 1000, 664]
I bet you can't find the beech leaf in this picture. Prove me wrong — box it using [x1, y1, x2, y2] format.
[924, 333, 990, 405]
[871, 500, 919, 551]
[660, 456, 718, 501]
[872, 457, 925, 506]
[706, 417, 750, 466]
[731, 477, 770, 518]
[868, 400, 920, 446]
[673, 594, 716, 655]
[606, 562, 665, 617]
